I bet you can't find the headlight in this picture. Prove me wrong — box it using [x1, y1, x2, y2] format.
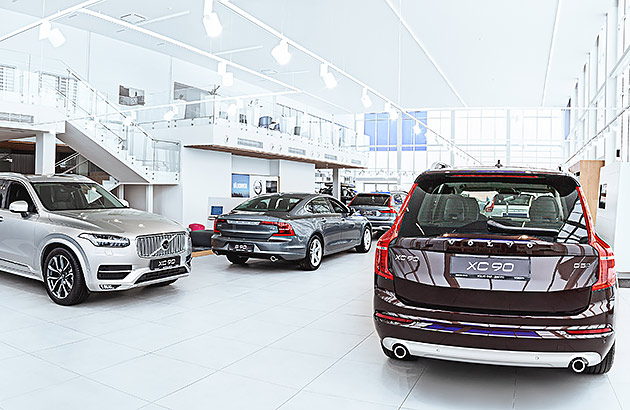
[79, 233, 130, 247]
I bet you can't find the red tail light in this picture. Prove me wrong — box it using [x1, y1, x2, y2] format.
[375, 184, 417, 280]
[375, 312, 413, 323]
[485, 197, 495, 213]
[259, 220, 295, 236]
[576, 187, 616, 291]
[566, 327, 612, 335]
[380, 208, 397, 214]
[214, 218, 226, 233]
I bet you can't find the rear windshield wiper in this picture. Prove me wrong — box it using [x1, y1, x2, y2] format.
[487, 219, 559, 237]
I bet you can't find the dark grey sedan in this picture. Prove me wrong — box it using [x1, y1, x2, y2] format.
[211, 193, 372, 270]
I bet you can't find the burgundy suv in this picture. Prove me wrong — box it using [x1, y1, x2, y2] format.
[374, 168, 616, 374]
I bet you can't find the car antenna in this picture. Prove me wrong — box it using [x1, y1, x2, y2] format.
[495, 160, 504, 168]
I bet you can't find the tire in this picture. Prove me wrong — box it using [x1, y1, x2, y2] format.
[355, 227, 373, 253]
[43, 247, 89, 306]
[300, 236, 323, 271]
[148, 279, 178, 287]
[227, 254, 249, 265]
[585, 343, 615, 374]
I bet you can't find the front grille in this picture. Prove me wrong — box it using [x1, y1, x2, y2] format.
[136, 232, 187, 258]
[135, 266, 188, 284]
[97, 265, 132, 280]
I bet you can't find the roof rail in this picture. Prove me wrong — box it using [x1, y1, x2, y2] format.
[430, 161, 451, 170]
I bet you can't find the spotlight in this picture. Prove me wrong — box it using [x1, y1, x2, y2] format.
[361, 88, 372, 108]
[202, 0, 222, 38]
[320, 63, 337, 89]
[39, 20, 65, 48]
[271, 39, 291, 65]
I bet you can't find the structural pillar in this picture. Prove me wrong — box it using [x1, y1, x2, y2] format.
[331, 168, 341, 199]
[146, 185, 154, 213]
[35, 132, 56, 175]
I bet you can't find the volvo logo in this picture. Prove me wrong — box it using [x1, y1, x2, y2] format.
[394, 254, 420, 262]
[161, 239, 170, 250]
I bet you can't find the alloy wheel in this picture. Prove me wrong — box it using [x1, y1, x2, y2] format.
[46, 254, 74, 299]
[363, 229, 372, 250]
[310, 239, 322, 266]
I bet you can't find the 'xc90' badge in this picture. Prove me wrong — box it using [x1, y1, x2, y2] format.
[394, 254, 420, 262]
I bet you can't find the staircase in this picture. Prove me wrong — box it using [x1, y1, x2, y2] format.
[52, 69, 180, 185]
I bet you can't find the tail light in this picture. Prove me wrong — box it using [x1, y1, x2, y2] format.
[214, 218, 226, 233]
[485, 197, 495, 212]
[380, 208, 397, 214]
[566, 327, 612, 335]
[259, 220, 295, 236]
[576, 187, 616, 291]
[375, 184, 416, 280]
[375, 312, 413, 324]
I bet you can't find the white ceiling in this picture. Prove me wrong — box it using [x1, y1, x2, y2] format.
[0, 0, 614, 113]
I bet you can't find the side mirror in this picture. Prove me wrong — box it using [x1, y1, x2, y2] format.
[9, 200, 29, 216]
[119, 199, 130, 208]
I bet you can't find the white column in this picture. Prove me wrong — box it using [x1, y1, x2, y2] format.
[35, 132, 56, 175]
[146, 185, 154, 213]
[331, 168, 341, 199]
[605, 3, 619, 165]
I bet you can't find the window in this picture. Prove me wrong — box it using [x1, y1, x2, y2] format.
[306, 197, 333, 214]
[328, 198, 348, 214]
[232, 194, 302, 212]
[32, 182, 124, 211]
[398, 175, 588, 244]
[6, 182, 36, 212]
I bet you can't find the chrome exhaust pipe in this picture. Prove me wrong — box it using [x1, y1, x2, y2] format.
[570, 357, 588, 373]
[270, 256, 279, 262]
[393, 344, 410, 360]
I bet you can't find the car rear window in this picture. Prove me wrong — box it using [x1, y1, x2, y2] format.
[398, 173, 589, 243]
[234, 195, 302, 212]
[351, 194, 390, 206]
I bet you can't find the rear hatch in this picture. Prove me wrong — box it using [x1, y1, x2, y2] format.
[390, 171, 598, 316]
[350, 194, 396, 220]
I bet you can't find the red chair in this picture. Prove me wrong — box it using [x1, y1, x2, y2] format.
[188, 223, 206, 231]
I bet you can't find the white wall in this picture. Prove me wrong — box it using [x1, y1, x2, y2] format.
[278, 160, 315, 193]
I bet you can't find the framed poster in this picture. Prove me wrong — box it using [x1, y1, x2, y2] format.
[119, 85, 145, 106]
[231, 174, 250, 198]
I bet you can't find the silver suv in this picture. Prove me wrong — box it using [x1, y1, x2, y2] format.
[0, 173, 191, 305]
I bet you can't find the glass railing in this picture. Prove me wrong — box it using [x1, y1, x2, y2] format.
[0, 49, 181, 176]
[137, 87, 363, 155]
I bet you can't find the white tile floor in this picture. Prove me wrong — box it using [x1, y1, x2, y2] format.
[0, 248, 629, 409]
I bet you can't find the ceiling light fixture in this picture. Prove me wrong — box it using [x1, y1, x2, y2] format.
[361, 87, 372, 108]
[202, 0, 222, 38]
[38, 19, 65, 48]
[271, 38, 291, 65]
[320, 63, 337, 89]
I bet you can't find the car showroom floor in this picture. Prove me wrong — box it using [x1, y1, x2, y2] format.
[0, 250, 629, 410]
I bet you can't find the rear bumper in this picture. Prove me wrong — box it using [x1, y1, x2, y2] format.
[382, 338, 602, 368]
[211, 234, 306, 261]
[374, 287, 616, 367]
